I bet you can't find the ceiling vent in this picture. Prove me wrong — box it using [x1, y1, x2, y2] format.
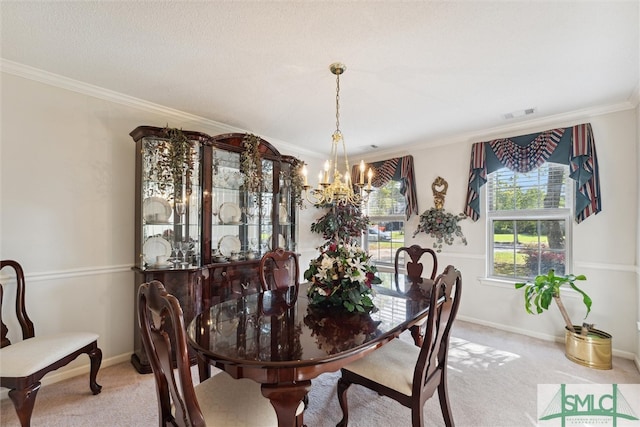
[503, 108, 536, 120]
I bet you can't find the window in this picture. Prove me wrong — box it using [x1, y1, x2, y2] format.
[364, 180, 406, 267]
[487, 162, 572, 280]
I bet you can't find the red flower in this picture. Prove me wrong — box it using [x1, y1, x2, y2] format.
[364, 272, 375, 288]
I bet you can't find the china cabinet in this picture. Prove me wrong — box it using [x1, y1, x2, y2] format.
[130, 126, 300, 373]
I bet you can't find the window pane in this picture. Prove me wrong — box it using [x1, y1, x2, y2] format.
[487, 162, 570, 280]
[365, 181, 406, 267]
[492, 218, 567, 279]
[367, 221, 403, 265]
[488, 163, 568, 211]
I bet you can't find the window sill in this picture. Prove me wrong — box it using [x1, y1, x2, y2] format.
[479, 277, 516, 289]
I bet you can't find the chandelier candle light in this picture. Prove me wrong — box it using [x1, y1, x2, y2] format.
[302, 63, 373, 207]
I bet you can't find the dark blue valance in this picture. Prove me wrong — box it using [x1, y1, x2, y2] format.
[465, 123, 601, 223]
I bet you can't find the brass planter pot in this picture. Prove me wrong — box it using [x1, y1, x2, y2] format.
[565, 326, 612, 370]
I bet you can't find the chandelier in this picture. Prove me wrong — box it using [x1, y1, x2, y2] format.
[302, 63, 373, 207]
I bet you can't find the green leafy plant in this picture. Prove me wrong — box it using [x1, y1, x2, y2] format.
[413, 207, 467, 252]
[310, 203, 369, 246]
[514, 269, 592, 333]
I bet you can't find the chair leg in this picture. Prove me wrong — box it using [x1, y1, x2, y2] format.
[411, 404, 425, 427]
[336, 376, 352, 427]
[88, 343, 103, 395]
[437, 380, 455, 427]
[8, 382, 41, 427]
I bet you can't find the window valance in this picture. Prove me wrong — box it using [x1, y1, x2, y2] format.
[464, 123, 600, 223]
[353, 155, 418, 220]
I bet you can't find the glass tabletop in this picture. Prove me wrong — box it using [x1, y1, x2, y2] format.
[187, 279, 432, 367]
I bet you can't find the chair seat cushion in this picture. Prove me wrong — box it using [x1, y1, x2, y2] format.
[342, 338, 419, 396]
[196, 371, 305, 426]
[0, 332, 98, 377]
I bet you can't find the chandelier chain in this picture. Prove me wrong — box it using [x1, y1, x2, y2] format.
[335, 71, 341, 133]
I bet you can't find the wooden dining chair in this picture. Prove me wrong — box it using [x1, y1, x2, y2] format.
[336, 265, 462, 427]
[394, 245, 438, 346]
[138, 280, 305, 427]
[258, 247, 300, 292]
[394, 244, 438, 286]
[0, 259, 102, 427]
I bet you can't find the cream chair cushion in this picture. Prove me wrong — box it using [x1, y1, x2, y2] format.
[342, 338, 420, 396]
[195, 371, 305, 427]
[0, 332, 98, 377]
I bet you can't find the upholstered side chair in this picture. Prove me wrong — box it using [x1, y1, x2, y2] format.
[336, 265, 462, 427]
[0, 259, 102, 427]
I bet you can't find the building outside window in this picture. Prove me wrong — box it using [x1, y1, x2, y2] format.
[486, 162, 573, 280]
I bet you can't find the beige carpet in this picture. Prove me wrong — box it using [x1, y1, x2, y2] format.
[1, 320, 638, 426]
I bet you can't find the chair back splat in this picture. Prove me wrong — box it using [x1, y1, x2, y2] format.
[394, 245, 438, 346]
[258, 248, 300, 292]
[336, 265, 462, 427]
[394, 245, 438, 286]
[0, 259, 102, 427]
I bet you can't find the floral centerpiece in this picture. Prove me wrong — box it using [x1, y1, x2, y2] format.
[413, 207, 467, 253]
[303, 242, 381, 313]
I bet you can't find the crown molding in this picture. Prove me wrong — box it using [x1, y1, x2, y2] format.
[0, 59, 319, 158]
[363, 100, 637, 161]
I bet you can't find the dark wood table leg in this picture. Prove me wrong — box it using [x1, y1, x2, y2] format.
[261, 380, 311, 427]
[197, 354, 211, 383]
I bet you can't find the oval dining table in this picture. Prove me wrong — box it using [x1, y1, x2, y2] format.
[186, 273, 433, 427]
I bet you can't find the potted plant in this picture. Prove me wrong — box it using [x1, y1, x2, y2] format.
[515, 269, 611, 369]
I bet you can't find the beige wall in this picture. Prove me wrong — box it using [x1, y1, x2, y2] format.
[359, 109, 639, 360]
[1, 67, 638, 388]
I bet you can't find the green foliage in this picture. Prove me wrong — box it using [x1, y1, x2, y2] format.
[413, 207, 467, 252]
[240, 134, 263, 193]
[310, 203, 369, 246]
[282, 158, 306, 209]
[147, 127, 196, 200]
[514, 269, 592, 319]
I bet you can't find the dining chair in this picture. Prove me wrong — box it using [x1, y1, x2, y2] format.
[394, 245, 438, 346]
[258, 247, 300, 292]
[0, 259, 102, 427]
[138, 280, 305, 427]
[394, 244, 438, 286]
[336, 265, 462, 427]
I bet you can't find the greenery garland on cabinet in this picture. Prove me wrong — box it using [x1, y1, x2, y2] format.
[240, 133, 263, 194]
[146, 127, 197, 201]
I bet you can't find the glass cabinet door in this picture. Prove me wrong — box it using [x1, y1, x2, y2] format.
[139, 135, 201, 269]
[210, 148, 244, 260]
[277, 161, 296, 253]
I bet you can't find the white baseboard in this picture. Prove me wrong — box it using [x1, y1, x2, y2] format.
[457, 315, 639, 365]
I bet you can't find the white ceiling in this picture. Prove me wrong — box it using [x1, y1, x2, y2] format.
[1, 1, 638, 157]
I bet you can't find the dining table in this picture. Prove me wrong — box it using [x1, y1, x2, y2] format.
[186, 271, 433, 427]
